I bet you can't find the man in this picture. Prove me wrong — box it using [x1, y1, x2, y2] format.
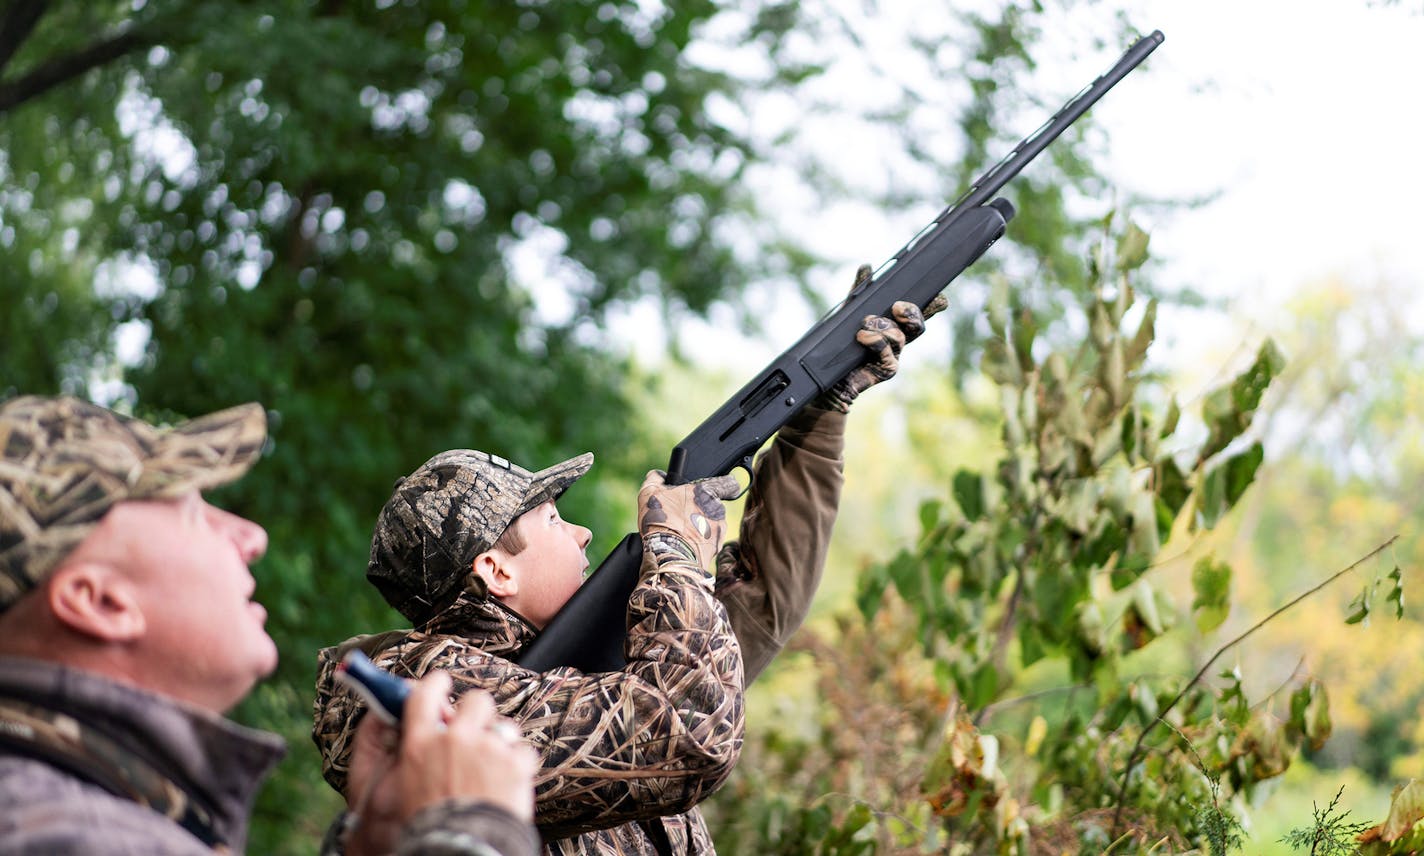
[0, 395, 539, 856]
[312, 280, 942, 853]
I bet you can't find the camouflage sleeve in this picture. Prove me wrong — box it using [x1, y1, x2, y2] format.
[396, 801, 541, 856]
[318, 803, 538, 856]
[715, 402, 846, 684]
[515, 552, 744, 839]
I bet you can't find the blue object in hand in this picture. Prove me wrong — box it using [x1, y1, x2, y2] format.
[335, 649, 410, 724]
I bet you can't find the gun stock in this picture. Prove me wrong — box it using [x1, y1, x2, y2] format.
[516, 30, 1164, 674]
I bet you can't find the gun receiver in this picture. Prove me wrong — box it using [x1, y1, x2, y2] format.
[517, 30, 1164, 674]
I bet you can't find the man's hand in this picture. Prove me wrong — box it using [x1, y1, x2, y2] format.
[818, 264, 948, 413]
[344, 672, 537, 856]
[637, 470, 741, 573]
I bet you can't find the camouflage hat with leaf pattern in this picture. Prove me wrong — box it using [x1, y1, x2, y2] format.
[367, 449, 593, 625]
[0, 395, 267, 611]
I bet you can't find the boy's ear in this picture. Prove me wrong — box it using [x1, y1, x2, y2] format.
[47, 563, 147, 643]
[472, 551, 518, 599]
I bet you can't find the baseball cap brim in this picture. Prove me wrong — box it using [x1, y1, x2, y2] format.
[132, 402, 269, 498]
[514, 452, 594, 519]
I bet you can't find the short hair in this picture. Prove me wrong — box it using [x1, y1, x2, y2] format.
[493, 516, 527, 556]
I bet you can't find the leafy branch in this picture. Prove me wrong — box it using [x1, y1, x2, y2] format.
[1110, 535, 1402, 838]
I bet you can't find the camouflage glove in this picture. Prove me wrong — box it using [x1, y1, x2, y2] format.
[817, 264, 948, 413]
[637, 470, 741, 575]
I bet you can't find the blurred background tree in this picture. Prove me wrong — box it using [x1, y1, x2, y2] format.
[2, 0, 834, 848]
[4, 0, 1417, 853]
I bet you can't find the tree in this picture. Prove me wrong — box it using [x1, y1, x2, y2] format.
[1, 2, 824, 850]
[704, 211, 1375, 853]
[2, 1, 1188, 851]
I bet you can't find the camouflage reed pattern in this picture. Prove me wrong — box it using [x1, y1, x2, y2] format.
[313, 577, 743, 854]
[0, 396, 266, 611]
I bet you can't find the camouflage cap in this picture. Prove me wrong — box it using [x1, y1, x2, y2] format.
[0, 395, 267, 611]
[367, 449, 593, 625]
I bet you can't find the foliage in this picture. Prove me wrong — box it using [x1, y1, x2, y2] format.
[10, 2, 1408, 854]
[0, 1, 827, 851]
[708, 212, 1327, 853]
[1281, 786, 1372, 856]
[1196, 276, 1424, 847]
[1359, 780, 1424, 854]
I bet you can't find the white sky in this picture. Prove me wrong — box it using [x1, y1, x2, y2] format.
[1108, 0, 1424, 315]
[602, 0, 1424, 382]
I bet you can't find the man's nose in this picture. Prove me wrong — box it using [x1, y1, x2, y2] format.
[231, 515, 268, 563]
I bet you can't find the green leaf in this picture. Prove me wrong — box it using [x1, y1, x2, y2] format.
[1019, 620, 1048, 668]
[1191, 556, 1232, 633]
[1381, 779, 1424, 842]
[1154, 456, 1191, 517]
[1345, 584, 1371, 625]
[1089, 300, 1114, 349]
[856, 563, 889, 622]
[1115, 221, 1151, 271]
[1196, 464, 1228, 532]
[1126, 298, 1157, 365]
[981, 337, 1021, 386]
[1223, 442, 1265, 506]
[1288, 680, 1332, 751]
[1101, 339, 1126, 407]
[1199, 341, 1286, 461]
[1159, 396, 1181, 439]
[952, 470, 985, 519]
[1010, 302, 1038, 373]
[1388, 564, 1405, 620]
[1123, 589, 1160, 650]
[1075, 599, 1108, 657]
[1196, 443, 1265, 530]
[917, 498, 944, 535]
[969, 662, 1000, 709]
[1218, 667, 1249, 724]
[1130, 679, 1159, 723]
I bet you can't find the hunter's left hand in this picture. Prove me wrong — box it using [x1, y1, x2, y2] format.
[818, 264, 948, 413]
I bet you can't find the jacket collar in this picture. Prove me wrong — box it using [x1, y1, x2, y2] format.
[418, 591, 539, 658]
[0, 656, 286, 851]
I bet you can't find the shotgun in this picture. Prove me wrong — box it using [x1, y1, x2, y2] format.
[518, 29, 1165, 673]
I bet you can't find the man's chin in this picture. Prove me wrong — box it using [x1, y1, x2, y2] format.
[256, 636, 280, 678]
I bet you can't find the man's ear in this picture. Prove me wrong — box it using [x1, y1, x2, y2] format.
[46, 563, 146, 643]
[471, 551, 518, 599]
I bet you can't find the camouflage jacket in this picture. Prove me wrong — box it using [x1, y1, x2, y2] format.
[314, 405, 847, 855]
[0, 655, 285, 854]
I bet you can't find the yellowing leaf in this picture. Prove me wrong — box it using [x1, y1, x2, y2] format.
[1115, 221, 1151, 271]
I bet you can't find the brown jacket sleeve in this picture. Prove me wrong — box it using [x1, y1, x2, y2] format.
[716, 403, 846, 684]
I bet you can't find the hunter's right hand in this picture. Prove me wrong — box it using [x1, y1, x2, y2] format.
[344, 672, 537, 856]
[637, 471, 740, 574]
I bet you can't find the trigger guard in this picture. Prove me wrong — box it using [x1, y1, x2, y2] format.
[732, 459, 754, 500]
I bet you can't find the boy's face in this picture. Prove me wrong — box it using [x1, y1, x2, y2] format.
[499, 501, 592, 629]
